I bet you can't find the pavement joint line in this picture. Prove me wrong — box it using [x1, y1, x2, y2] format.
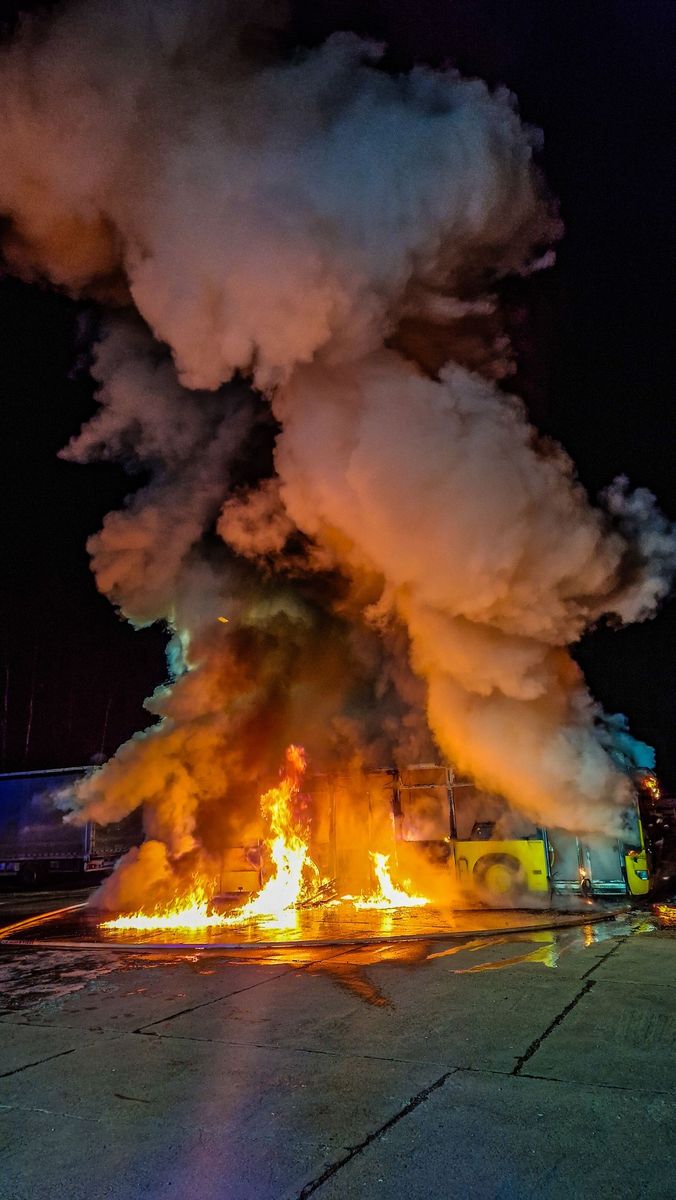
[0, 1046, 77, 1079]
[452, 1063, 518, 1079]
[134, 1028, 447, 1068]
[511, 979, 595, 1076]
[295, 1069, 457, 1199]
[0, 1023, 140, 1046]
[0, 1018, 63, 1028]
[132, 953, 352, 1034]
[133, 970, 294, 1032]
[0, 1017, 136, 1032]
[579, 936, 623, 979]
[516, 1070, 675, 1096]
[450, 1062, 676, 1098]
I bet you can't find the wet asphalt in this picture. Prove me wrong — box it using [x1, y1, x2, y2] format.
[0, 890, 674, 1199]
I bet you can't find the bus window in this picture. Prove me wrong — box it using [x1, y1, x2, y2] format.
[452, 783, 539, 841]
[470, 821, 495, 841]
[621, 803, 642, 853]
[398, 783, 450, 841]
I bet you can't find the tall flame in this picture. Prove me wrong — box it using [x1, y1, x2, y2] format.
[223, 744, 325, 928]
[101, 744, 325, 932]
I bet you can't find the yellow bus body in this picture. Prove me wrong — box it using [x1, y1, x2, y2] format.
[624, 819, 650, 896]
[452, 837, 550, 897]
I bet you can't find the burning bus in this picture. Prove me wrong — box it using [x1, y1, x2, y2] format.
[0, 756, 655, 917]
[213, 760, 657, 911]
[93, 746, 662, 938]
[388, 764, 653, 901]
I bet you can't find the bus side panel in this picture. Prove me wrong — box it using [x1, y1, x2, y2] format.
[453, 838, 549, 892]
[624, 808, 650, 895]
[625, 849, 650, 895]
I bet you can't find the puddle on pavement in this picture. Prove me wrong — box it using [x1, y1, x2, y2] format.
[0, 903, 660, 1013]
[428, 931, 564, 972]
[296, 916, 660, 1003]
[0, 950, 121, 1010]
[426, 914, 658, 974]
[0, 897, 622, 951]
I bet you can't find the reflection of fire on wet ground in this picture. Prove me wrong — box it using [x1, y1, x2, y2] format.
[653, 902, 676, 929]
[2, 902, 461, 948]
[0, 902, 624, 951]
[0, 916, 655, 1015]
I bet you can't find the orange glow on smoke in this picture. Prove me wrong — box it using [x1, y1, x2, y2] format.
[352, 851, 429, 910]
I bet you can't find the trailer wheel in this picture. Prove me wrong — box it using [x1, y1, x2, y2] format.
[473, 854, 525, 902]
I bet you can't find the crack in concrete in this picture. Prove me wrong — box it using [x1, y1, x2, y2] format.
[133, 968, 296, 1032]
[295, 1070, 456, 1199]
[458, 1062, 675, 1097]
[135, 1028, 439, 1067]
[517, 1070, 674, 1096]
[512, 980, 595, 1076]
[580, 937, 623, 979]
[133, 947, 356, 1034]
[0, 1046, 76, 1079]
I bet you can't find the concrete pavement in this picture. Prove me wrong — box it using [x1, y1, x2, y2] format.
[0, 910, 674, 1199]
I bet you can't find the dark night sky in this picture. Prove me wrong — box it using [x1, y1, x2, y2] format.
[0, 1, 675, 783]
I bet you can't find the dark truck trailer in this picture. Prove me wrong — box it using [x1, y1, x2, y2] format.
[0, 767, 142, 884]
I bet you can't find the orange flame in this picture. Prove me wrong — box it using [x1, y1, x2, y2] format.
[223, 744, 325, 928]
[352, 852, 429, 910]
[101, 877, 227, 932]
[101, 749, 431, 933]
[102, 745, 323, 933]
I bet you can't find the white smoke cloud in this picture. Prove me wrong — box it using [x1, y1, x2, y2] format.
[267, 351, 671, 833]
[0, 0, 557, 386]
[0, 0, 673, 904]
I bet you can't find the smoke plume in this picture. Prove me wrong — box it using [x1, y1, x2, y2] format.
[0, 0, 673, 905]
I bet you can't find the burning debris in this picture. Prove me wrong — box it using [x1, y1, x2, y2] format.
[0, 1, 674, 913]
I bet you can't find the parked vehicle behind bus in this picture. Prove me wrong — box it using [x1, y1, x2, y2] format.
[0, 767, 142, 885]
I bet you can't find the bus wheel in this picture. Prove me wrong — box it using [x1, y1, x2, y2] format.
[473, 854, 525, 902]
